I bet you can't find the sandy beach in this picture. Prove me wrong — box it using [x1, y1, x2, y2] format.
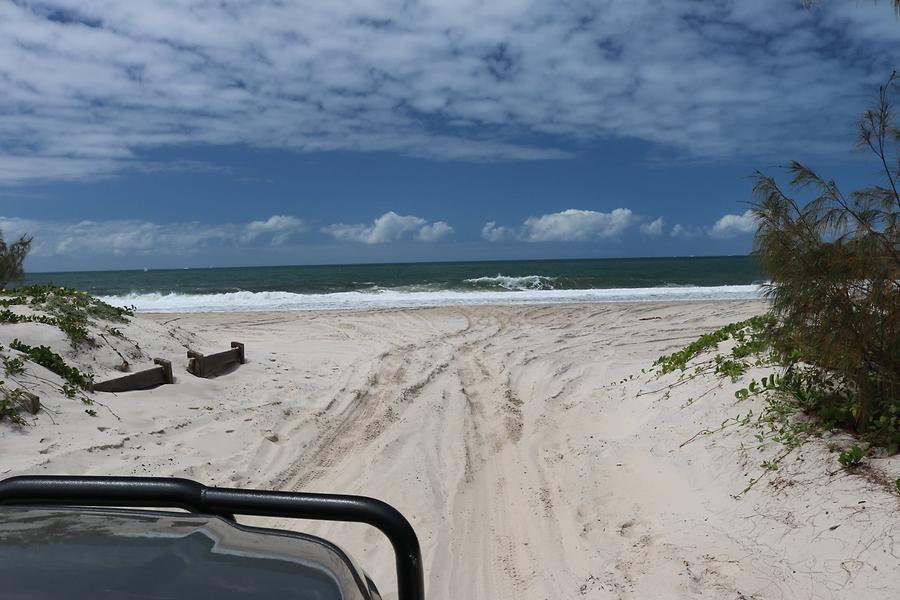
[3, 300, 899, 599]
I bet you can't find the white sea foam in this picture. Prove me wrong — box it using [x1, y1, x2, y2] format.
[99, 285, 764, 313]
[463, 274, 556, 290]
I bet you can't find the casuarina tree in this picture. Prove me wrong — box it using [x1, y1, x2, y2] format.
[0, 231, 33, 288]
[750, 72, 899, 445]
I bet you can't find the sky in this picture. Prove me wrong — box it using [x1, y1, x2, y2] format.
[0, 0, 898, 272]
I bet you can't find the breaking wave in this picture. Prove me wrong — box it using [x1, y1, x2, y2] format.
[463, 274, 556, 290]
[99, 284, 764, 313]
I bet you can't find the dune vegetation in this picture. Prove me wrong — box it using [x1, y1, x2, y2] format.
[654, 73, 899, 492]
[0, 285, 138, 425]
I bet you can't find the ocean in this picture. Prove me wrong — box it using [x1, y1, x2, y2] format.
[18, 256, 765, 312]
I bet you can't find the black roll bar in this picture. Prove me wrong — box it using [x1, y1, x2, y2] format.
[0, 476, 425, 600]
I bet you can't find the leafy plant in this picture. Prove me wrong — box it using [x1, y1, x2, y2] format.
[715, 356, 749, 381]
[41, 287, 133, 322]
[9, 339, 93, 390]
[837, 445, 866, 468]
[2, 356, 25, 376]
[56, 317, 90, 346]
[0, 386, 29, 426]
[653, 314, 774, 376]
[0, 309, 56, 328]
[0, 295, 28, 307]
[734, 372, 782, 401]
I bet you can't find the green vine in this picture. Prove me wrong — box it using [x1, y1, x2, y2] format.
[652, 314, 900, 497]
[9, 339, 94, 390]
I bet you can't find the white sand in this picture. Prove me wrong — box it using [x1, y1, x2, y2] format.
[3, 300, 899, 599]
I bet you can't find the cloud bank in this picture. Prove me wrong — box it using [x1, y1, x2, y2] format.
[2, 211, 453, 257]
[0, 1, 897, 184]
[0, 214, 307, 257]
[0, 205, 765, 267]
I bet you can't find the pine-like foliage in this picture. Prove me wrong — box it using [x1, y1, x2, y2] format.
[751, 73, 899, 440]
[0, 232, 32, 288]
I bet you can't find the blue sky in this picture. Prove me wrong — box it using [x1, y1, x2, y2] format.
[0, 0, 897, 271]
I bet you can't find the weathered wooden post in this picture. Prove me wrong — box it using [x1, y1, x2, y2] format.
[186, 342, 246, 379]
[92, 358, 174, 393]
[231, 342, 246, 364]
[186, 350, 205, 378]
[18, 391, 40, 414]
[155, 358, 174, 385]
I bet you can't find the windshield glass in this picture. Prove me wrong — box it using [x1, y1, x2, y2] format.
[0, 507, 375, 600]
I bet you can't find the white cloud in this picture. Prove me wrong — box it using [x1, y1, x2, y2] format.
[416, 221, 454, 242]
[710, 210, 757, 239]
[0, 1, 896, 183]
[242, 215, 306, 244]
[483, 208, 635, 242]
[671, 223, 702, 238]
[640, 217, 665, 235]
[0, 214, 306, 256]
[523, 209, 635, 242]
[481, 221, 516, 242]
[323, 212, 450, 244]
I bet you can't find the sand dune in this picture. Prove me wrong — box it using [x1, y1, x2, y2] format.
[4, 301, 899, 599]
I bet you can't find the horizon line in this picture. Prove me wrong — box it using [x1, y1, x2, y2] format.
[25, 254, 756, 275]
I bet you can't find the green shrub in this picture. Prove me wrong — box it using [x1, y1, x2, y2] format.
[838, 445, 866, 468]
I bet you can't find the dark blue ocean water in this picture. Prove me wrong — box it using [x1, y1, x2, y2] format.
[18, 256, 764, 312]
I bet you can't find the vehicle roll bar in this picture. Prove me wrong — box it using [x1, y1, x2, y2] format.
[0, 476, 425, 600]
